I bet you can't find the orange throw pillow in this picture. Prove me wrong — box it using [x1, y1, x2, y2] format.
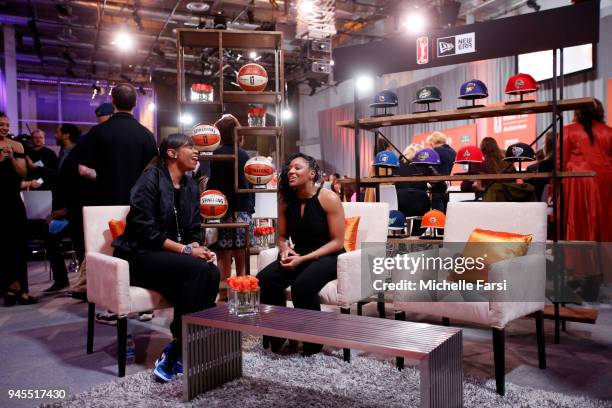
[344, 216, 361, 252]
[108, 219, 127, 240]
[450, 228, 533, 283]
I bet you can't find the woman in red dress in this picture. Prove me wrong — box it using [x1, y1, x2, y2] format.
[559, 99, 612, 242]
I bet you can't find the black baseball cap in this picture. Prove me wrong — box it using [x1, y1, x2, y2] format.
[95, 102, 114, 117]
[413, 85, 442, 104]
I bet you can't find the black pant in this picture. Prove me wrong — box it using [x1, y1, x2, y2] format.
[46, 211, 85, 285]
[1, 197, 28, 293]
[258, 255, 338, 311]
[114, 248, 220, 339]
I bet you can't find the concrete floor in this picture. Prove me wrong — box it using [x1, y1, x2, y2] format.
[1, 260, 611, 407]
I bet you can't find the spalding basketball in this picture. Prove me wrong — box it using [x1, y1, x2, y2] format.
[200, 190, 228, 219]
[191, 122, 221, 152]
[244, 156, 274, 185]
[237, 63, 268, 92]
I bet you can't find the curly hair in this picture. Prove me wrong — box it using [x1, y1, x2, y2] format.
[279, 153, 320, 203]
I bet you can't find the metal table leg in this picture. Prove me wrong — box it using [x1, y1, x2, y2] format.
[183, 323, 242, 402]
[419, 330, 463, 408]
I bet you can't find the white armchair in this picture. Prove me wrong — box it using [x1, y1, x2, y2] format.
[393, 201, 547, 396]
[83, 206, 172, 377]
[257, 202, 389, 361]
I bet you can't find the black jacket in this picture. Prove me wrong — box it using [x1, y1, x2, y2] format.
[434, 144, 456, 176]
[113, 165, 201, 253]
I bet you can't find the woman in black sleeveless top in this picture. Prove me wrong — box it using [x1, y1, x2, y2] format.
[258, 153, 345, 356]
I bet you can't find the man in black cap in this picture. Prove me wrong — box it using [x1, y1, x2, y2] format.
[94, 102, 114, 124]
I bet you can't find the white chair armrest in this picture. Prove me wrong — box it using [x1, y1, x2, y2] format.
[489, 253, 546, 326]
[336, 249, 366, 306]
[257, 247, 279, 273]
[86, 252, 132, 315]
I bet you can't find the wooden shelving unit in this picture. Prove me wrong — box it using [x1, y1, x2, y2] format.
[337, 171, 596, 186]
[336, 97, 597, 130]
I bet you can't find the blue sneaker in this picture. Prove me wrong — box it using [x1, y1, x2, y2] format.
[154, 342, 174, 368]
[153, 342, 177, 383]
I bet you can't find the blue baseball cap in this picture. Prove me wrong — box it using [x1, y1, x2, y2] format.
[373, 151, 399, 168]
[388, 210, 407, 230]
[95, 102, 114, 117]
[370, 89, 398, 108]
[412, 148, 441, 165]
[459, 79, 488, 100]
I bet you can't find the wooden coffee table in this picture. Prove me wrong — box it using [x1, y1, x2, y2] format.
[182, 305, 463, 408]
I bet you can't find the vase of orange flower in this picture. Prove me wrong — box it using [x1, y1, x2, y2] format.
[227, 276, 260, 316]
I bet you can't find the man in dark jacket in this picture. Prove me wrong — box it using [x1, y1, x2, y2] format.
[426, 131, 456, 212]
[78, 83, 157, 205]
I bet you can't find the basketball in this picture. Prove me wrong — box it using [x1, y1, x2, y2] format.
[191, 122, 221, 151]
[244, 156, 274, 185]
[237, 63, 268, 92]
[200, 190, 228, 219]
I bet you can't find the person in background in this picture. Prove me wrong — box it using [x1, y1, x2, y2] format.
[461, 137, 515, 198]
[78, 83, 158, 324]
[23, 129, 58, 191]
[113, 133, 220, 382]
[258, 153, 345, 356]
[94, 102, 114, 124]
[395, 143, 431, 234]
[426, 131, 455, 211]
[43, 124, 82, 293]
[525, 132, 554, 201]
[331, 177, 343, 200]
[207, 114, 254, 298]
[0, 112, 36, 305]
[559, 99, 612, 242]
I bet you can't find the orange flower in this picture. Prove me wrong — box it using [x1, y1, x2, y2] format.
[226, 275, 259, 292]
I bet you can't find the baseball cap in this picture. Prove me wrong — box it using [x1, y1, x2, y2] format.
[421, 210, 445, 229]
[388, 210, 407, 230]
[504, 142, 536, 162]
[95, 102, 114, 117]
[412, 148, 441, 165]
[370, 89, 398, 108]
[456, 145, 484, 164]
[373, 151, 399, 168]
[505, 73, 538, 95]
[459, 79, 488, 100]
[413, 85, 442, 104]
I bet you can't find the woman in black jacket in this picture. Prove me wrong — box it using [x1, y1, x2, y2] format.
[113, 133, 220, 382]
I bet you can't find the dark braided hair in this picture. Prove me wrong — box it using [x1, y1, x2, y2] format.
[575, 99, 604, 144]
[279, 153, 320, 204]
[146, 133, 193, 170]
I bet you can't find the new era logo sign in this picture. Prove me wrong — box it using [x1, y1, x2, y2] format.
[437, 32, 476, 58]
[438, 40, 454, 55]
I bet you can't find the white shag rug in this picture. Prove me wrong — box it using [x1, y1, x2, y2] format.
[43, 337, 611, 408]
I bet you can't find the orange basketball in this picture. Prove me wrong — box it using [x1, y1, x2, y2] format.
[237, 63, 268, 92]
[200, 190, 228, 219]
[191, 122, 221, 152]
[244, 156, 274, 185]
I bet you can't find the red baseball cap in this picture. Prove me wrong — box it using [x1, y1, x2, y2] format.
[456, 145, 484, 164]
[505, 73, 538, 95]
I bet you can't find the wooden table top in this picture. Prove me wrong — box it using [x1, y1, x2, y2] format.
[184, 305, 461, 359]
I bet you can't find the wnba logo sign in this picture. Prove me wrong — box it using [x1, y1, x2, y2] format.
[416, 36, 428, 65]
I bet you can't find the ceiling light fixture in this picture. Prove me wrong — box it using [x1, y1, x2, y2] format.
[112, 32, 134, 52]
[186, 2, 210, 13]
[402, 10, 427, 34]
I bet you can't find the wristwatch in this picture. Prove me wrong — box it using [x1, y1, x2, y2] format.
[181, 244, 193, 255]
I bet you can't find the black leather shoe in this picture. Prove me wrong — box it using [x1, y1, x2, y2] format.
[263, 336, 287, 353]
[43, 282, 69, 293]
[301, 342, 323, 357]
